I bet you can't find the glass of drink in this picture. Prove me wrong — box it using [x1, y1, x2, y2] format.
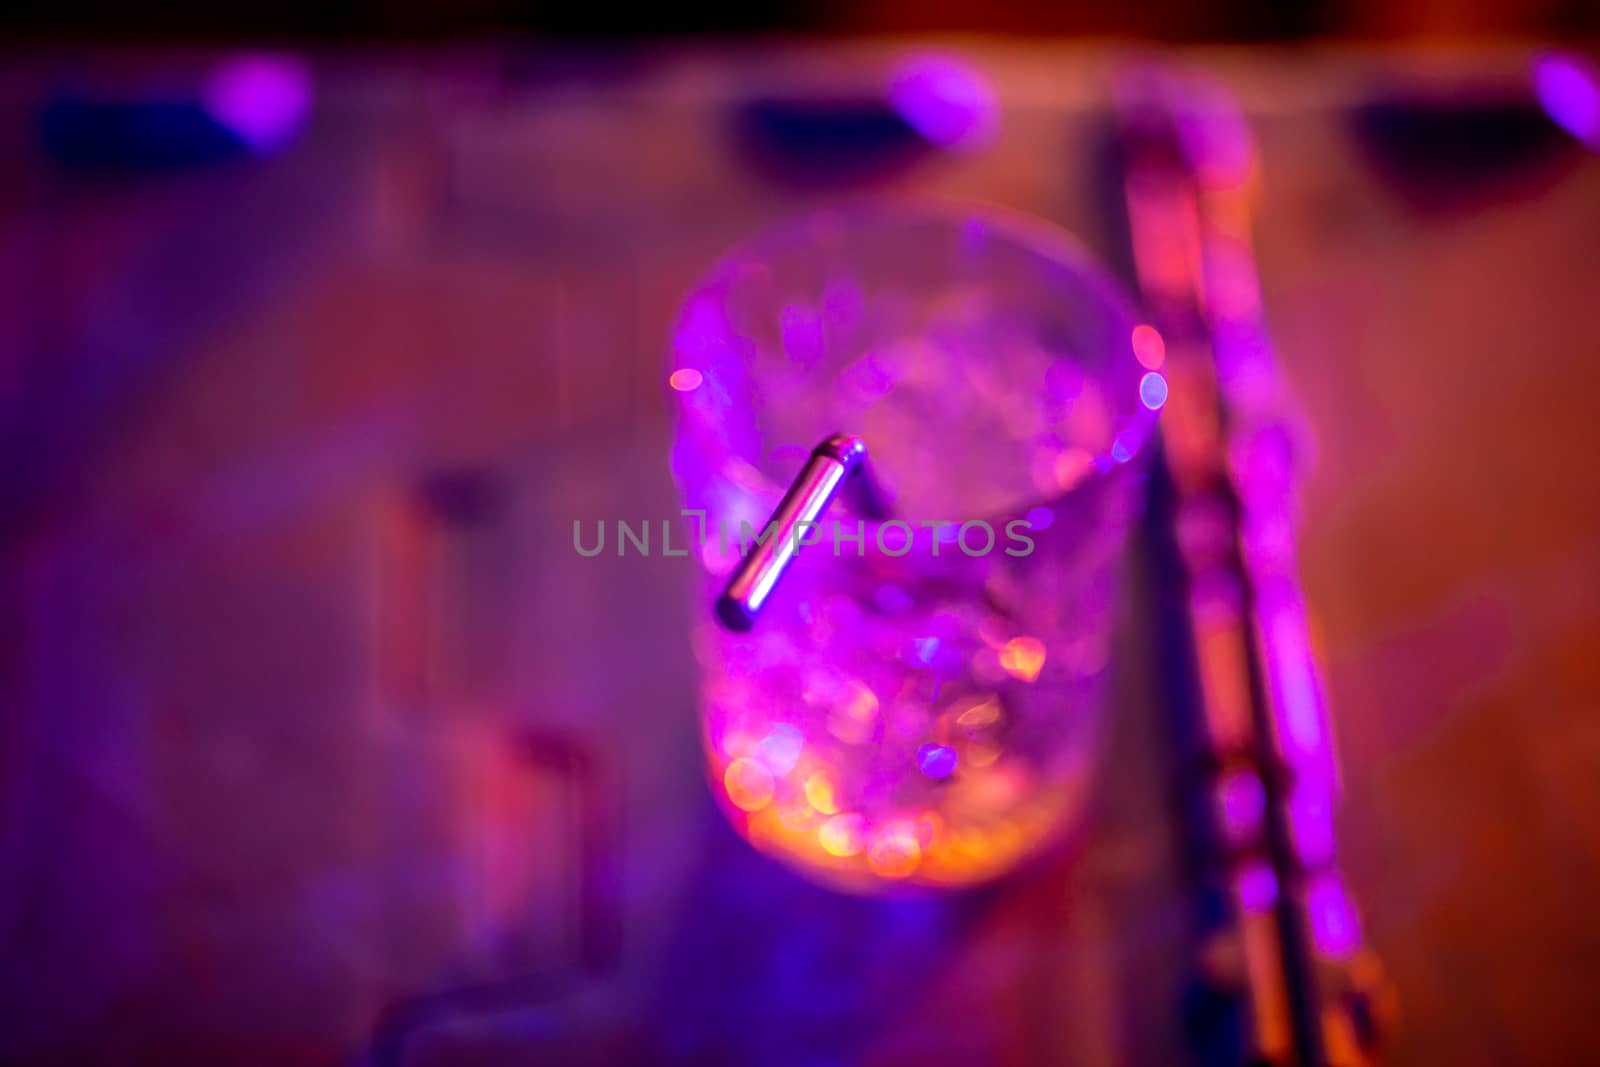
[669, 201, 1161, 892]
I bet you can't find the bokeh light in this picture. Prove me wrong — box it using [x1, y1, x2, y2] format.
[886, 53, 1000, 151]
[804, 773, 839, 814]
[999, 636, 1046, 682]
[1132, 323, 1167, 369]
[724, 757, 775, 812]
[203, 53, 312, 155]
[669, 368, 704, 391]
[1533, 52, 1600, 147]
[819, 813, 868, 857]
[866, 821, 923, 878]
[916, 743, 958, 779]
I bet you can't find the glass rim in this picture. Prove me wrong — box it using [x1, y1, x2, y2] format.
[668, 195, 1161, 541]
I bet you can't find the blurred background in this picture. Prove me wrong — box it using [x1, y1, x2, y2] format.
[1, 3, 1599, 1065]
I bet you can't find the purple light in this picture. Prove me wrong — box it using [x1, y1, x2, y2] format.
[1045, 358, 1086, 400]
[203, 53, 312, 155]
[755, 724, 805, 774]
[1533, 52, 1600, 147]
[779, 303, 825, 365]
[822, 279, 865, 332]
[1218, 769, 1266, 839]
[1139, 371, 1169, 410]
[874, 583, 914, 614]
[1268, 609, 1326, 761]
[887, 53, 1000, 152]
[916, 743, 958, 779]
[960, 216, 989, 252]
[1288, 785, 1336, 866]
[1237, 863, 1279, 914]
[673, 292, 729, 362]
[1307, 875, 1362, 959]
[1025, 505, 1054, 531]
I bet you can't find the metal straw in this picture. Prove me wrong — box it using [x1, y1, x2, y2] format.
[716, 433, 884, 631]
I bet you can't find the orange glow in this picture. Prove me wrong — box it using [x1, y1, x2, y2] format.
[840, 680, 878, 719]
[950, 765, 1026, 817]
[956, 696, 1001, 730]
[866, 821, 923, 879]
[777, 801, 820, 832]
[1053, 447, 1094, 491]
[827, 680, 879, 744]
[804, 773, 840, 814]
[999, 636, 1046, 682]
[988, 819, 1025, 859]
[819, 813, 867, 856]
[963, 741, 1000, 768]
[1132, 324, 1166, 369]
[941, 827, 988, 866]
[669, 368, 704, 391]
[723, 757, 774, 812]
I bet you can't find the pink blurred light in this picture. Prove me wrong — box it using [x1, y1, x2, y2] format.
[1131, 324, 1166, 369]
